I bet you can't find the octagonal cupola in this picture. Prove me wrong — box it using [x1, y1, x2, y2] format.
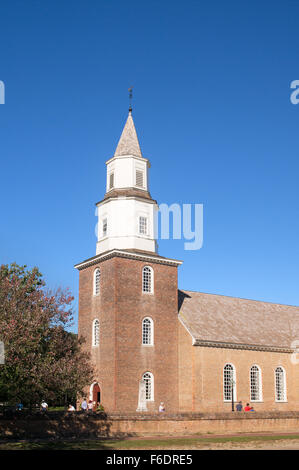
[105, 110, 150, 193]
[95, 110, 158, 256]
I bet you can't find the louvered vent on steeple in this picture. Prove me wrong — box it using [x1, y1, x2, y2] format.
[136, 170, 144, 188]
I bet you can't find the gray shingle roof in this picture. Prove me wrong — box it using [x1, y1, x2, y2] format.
[114, 111, 143, 158]
[178, 290, 299, 350]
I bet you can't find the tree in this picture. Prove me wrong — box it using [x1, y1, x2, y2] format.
[0, 263, 93, 406]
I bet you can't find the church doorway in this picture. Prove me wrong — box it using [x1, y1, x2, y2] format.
[91, 382, 101, 410]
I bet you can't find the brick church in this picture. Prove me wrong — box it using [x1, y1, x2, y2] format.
[75, 110, 299, 413]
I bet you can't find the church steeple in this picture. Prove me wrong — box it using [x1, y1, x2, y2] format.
[95, 110, 158, 256]
[114, 110, 143, 158]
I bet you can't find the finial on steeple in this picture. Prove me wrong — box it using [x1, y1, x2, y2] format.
[128, 86, 133, 113]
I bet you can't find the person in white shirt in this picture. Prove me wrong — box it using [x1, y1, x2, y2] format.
[159, 402, 165, 412]
[81, 398, 88, 412]
[40, 401, 48, 412]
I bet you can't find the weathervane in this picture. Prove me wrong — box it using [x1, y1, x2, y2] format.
[128, 86, 133, 112]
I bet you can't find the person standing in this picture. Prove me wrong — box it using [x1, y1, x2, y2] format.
[16, 402, 23, 411]
[40, 400, 48, 412]
[236, 401, 243, 412]
[159, 402, 165, 412]
[81, 398, 88, 412]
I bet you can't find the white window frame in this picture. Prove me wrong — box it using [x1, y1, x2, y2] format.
[223, 363, 237, 402]
[102, 218, 107, 238]
[139, 216, 148, 236]
[92, 319, 100, 347]
[142, 372, 154, 401]
[93, 268, 101, 296]
[275, 366, 287, 402]
[142, 317, 154, 346]
[142, 266, 154, 294]
[250, 365, 263, 402]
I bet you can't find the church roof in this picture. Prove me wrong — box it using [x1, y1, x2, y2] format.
[114, 111, 143, 158]
[178, 290, 299, 351]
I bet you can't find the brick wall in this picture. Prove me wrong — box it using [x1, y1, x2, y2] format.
[1, 412, 298, 439]
[178, 321, 299, 412]
[78, 255, 179, 413]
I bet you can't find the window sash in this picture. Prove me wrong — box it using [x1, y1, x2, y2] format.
[142, 319, 152, 345]
[93, 320, 100, 347]
[94, 269, 100, 295]
[143, 373, 153, 401]
[223, 365, 236, 401]
[139, 216, 147, 235]
[103, 219, 107, 237]
[250, 366, 261, 401]
[275, 368, 286, 401]
[142, 267, 152, 293]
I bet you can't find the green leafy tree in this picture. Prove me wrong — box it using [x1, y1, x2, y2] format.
[0, 263, 93, 406]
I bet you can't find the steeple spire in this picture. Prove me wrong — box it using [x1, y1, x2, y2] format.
[114, 111, 143, 158]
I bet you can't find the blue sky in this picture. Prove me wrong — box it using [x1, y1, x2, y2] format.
[1, 1, 299, 331]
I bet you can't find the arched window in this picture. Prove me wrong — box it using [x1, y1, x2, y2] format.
[93, 268, 100, 296]
[142, 317, 154, 346]
[250, 365, 262, 401]
[142, 266, 153, 293]
[142, 372, 154, 401]
[92, 319, 100, 347]
[275, 367, 287, 402]
[223, 364, 236, 401]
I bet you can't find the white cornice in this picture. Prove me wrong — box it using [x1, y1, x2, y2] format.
[192, 339, 294, 354]
[74, 249, 183, 270]
[106, 154, 150, 167]
[96, 194, 158, 207]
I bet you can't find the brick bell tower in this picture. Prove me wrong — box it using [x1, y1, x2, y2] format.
[75, 109, 182, 413]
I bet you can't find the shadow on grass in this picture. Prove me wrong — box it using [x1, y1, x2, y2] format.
[0, 411, 133, 446]
[1, 434, 299, 450]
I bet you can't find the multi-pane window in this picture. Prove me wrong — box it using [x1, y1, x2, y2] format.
[94, 268, 100, 296]
[223, 364, 236, 401]
[136, 170, 144, 188]
[142, 372, 154, 401]
[102, 218, 107, 237]
[250, 365, 262, 401]
[142, 266, 153, 293]
[139, 216, 147, 235]
[92, 319, 100, 347]
[275, 367, 286, 402]
[109, 172, 114, 190]
[142, 318, 153, 345]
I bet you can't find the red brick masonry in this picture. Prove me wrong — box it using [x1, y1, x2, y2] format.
[0, 412, 298, 439]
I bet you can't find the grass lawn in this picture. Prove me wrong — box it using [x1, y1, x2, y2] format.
[0, 434, 299, 450]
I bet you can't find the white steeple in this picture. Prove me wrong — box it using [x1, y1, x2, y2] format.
[95, 110, 158, 255]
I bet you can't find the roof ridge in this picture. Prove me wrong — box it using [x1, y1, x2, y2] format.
[179, 289, 299, 308]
